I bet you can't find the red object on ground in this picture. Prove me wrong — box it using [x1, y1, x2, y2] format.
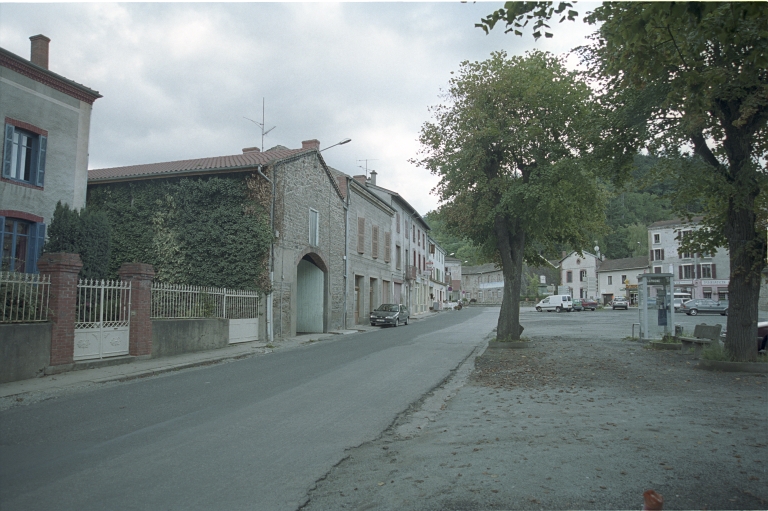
[643, 489, 664, 510]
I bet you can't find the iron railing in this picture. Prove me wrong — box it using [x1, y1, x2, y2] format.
[0, 271, 50, 323]
[151, 282, 259, 320]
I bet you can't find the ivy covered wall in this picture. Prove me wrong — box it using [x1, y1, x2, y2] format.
[87, 174, 271, 291]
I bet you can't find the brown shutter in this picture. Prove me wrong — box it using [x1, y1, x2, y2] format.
[696, 264, 701, 279]
[396, 213, 400, 233]
[650, 250, 654, 262]
[384, 232, 391, 262]
[661, 249, 665, 260]
[357, 217, 365, 253]
[712, 264, 717, 279]
[372, 225, 379, 258]
[678, 266, 683, 279]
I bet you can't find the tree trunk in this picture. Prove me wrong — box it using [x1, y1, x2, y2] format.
[495, 215, 526, 340]
[724, 199, 765, 362]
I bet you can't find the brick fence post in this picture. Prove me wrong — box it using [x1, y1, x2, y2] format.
[36, 253, 82, 366]
[118, 263, 155, 357]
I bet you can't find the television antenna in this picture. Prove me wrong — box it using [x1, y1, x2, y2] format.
[357, 159, 378, 177]
[244, 98, 276, 152]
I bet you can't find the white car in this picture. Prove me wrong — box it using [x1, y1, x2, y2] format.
[535, 295, 573, 313]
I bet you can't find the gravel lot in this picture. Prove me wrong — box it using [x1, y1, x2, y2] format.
[303, 324, 767, 510]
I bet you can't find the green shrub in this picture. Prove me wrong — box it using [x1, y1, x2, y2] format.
[44, 202, 111, 280]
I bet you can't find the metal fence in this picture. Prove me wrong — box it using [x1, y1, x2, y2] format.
[151, 282, 260, 320]
[76, 278, 132, 329]
[0, 271, 50, 323]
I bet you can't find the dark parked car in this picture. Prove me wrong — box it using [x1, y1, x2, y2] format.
[580, 299, 598, 311]
[612, 297, 629, 310]
[573, 299, 583, 311]
[370, 304, 409, 327]
[679, 298, 728, 316]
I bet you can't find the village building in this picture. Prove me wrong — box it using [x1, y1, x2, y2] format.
[559, 251, 601, 300]
[648, 218, 730, 300]
[1, 35, 101, 273]
[461, 263, 503, 303]
[427, 237, 447, 309]
[596, 256, 649, 305]
[444, 256, 463, 302]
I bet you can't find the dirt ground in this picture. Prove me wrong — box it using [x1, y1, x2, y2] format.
[303, 337, 768, 510]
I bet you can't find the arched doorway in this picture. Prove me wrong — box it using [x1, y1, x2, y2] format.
[297, 255, 325, 333]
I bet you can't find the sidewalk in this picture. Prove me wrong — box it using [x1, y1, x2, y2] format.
[0, 309, 441, 400]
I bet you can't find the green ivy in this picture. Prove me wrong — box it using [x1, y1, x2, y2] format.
[44, 201, 111, 280]
[87, 175, 271, 291]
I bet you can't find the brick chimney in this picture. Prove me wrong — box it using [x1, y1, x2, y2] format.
[302, 139, 320, 150]
[369, 170, 377, 186]
[242, 147, 260, 153]
[30, 34, 51, 69]
[353, 175, 367, 185]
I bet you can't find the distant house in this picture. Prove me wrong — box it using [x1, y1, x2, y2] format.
[462, 263, 503, 303]
[596, 256, 649, 305]
[648, 218, 730, 300]
[88, 140, 346, 339]
[445, 256, 463, 301]
[1, 35, 101, 272]
[559, 251, 601, 299]
[427, 237, 447, 308]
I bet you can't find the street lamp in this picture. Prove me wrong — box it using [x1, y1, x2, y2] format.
[320, 138, 351, 152]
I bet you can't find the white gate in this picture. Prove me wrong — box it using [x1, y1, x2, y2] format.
[74, 279, 131, 361]
[225, 289, 260, 344]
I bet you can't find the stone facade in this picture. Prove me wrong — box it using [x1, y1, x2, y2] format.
[1, 35, 100, 273]
[462, 264, 504, 303]
[445, 257, 463, 301]
[647, 218, 731, 300]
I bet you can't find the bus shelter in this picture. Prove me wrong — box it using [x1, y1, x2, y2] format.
[637, 273, 675, 341]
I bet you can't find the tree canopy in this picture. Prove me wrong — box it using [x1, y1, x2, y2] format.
[414, 50, 606, 339]
[478, 1, 768, 361]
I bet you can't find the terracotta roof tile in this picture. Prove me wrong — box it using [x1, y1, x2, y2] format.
[89, 147, 310, 182]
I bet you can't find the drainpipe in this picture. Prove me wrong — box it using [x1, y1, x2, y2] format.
[257, 164, 274, 344]
[342, 177, 350, 329]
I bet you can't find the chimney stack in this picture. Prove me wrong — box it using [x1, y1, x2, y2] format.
[30, 34, 51, 69]
[242, 147, 261, 153]
[302, 139, 320, 150]
[369, 170, 377, 186]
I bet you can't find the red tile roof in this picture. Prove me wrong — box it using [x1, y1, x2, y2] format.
[88, 146, 311, 182]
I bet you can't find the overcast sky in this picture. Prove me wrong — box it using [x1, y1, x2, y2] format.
[0, 2, 598, 214]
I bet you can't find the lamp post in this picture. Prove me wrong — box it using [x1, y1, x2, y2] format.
[320, 138, 351, 152]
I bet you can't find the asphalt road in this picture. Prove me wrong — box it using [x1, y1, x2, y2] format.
[0, 308, 494, 511]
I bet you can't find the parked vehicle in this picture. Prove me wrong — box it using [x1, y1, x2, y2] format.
[535, 295, 573, 313]
[612, 296, 629, 310]
[370, 304, 409, 327]
[580, 299, 598, 311]
[720, 321, 768, 352]
[673, 298, 686, 312]
[573, 299, 583, 311]
[679, 298, 728, 316]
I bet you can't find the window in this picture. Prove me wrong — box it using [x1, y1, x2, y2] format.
[357, 217, 365, 254]
[651, 249, 664, 261]
[608, 276, 613, 285]
[580, 270, 587, 282]
[566, 271, 573, 283]
[680, 264, 694, 279]
[372, 225, 379, 258]
[309, 209, 319, 247]
[384, 232, 391, 263]
[703, 288, 712, 299]
[396, 244, 401, 269]
[1, 217, 45, 273]
[653, 233, 660, 244]
[653, 266, 662, 274]
[621, 275, 627, 284]
[700, 263, 715, 279]
[680, 250, 692, 259]
[417, 229, 421, 247]
[3, 122, 47, 187]
[412, 225, 415, 242]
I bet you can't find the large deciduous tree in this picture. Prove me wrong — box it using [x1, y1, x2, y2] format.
[413, 51, 605, 340]
[479, 2, 767, 361]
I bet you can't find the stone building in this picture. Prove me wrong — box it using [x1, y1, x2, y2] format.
[88, 140, 347, 340]
[1, 35, 101, 273]
[647, 217, 731, 300]
[330, 168, 396, 325]
[445, 256, 463, 301]
[596, 256, 649, 305]
[462, 263, 504, 303]
[427, 237, 447, 308]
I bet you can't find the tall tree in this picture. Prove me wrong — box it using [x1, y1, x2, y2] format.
[414, 50, 605, 340]
[479, 2, 768, 361]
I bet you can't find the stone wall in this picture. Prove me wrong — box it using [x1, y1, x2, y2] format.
[0, 322, 51, 383]
[272, 152, 346, 336]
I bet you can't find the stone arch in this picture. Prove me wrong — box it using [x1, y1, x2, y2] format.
[295, 251, 328, 333]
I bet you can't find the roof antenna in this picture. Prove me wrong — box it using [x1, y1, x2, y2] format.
[357, 159, 378, 178]
[244, 98, 276, 152]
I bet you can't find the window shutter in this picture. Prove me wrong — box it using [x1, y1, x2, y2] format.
[696, 264, 701, 279]
[36, 135, 47, 187]
[712, 264, 717, 279]
[3, 124, 14, 178]
[0, 217, 5, 268]
[372, 225, 379, 259]
[650, 250, 654, 262]
[396, 213, 400, 233]
[357, 217, 365, 254]
[28, 223, 46, 273]
[678, 266, 683, 279]
[384, 232, 391, 262]
[661, 249, 665, 260]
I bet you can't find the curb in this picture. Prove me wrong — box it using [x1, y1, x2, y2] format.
[695, 359, 768, 374]
[487, 341, 533, 350]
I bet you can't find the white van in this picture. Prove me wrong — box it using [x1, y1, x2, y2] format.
[535, 295, 573, 313]
[673, 292, 692, 312]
